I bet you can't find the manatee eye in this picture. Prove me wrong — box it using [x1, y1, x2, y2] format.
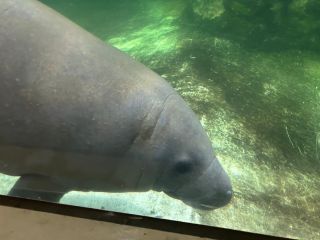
[173, 161, 193, 174]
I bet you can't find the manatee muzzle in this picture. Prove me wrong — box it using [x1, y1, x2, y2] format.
[166, 159, 233, 210]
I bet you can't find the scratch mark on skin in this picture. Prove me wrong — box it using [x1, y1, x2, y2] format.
[1, 1, 15, 16]
[1, 7, 12, 16]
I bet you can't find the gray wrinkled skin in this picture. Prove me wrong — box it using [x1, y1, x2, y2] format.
[0, 0, 232, 210]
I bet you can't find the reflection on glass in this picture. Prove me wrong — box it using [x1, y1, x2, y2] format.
[0, 0, 319, 239]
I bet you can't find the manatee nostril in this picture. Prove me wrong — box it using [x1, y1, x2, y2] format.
[225, 189, 233, 203]
[217, 185, 233, 204]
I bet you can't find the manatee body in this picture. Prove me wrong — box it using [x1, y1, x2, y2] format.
[0, 0, 232, 209]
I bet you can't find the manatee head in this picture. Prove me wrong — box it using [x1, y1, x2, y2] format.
[152, 94, 233, 210]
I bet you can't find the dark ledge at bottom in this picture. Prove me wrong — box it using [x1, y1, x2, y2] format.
[0, 195, 293, 240]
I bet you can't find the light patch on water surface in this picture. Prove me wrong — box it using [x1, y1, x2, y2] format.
[61, 190, 201, 223]
[108, 17, 178, 61]
[0, 173, 18, 195]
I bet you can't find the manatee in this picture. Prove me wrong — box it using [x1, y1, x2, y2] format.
[0, 0, 232, 210]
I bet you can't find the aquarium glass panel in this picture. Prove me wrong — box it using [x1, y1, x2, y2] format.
[0, 0, 319, 239]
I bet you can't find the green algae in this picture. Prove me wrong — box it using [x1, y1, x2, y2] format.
[108, 16, 178, 61]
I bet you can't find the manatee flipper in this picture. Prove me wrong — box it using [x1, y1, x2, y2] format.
[8, 174, 68, 202]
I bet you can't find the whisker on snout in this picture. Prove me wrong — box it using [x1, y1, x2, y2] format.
[199, 203, 216, 209]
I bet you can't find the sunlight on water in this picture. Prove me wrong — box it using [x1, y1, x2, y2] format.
[108, 16, 178, 60]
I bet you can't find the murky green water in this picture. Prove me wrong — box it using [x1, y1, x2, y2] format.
[1, 0, 320, 239]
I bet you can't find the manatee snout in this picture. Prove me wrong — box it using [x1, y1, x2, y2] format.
[149, 94, 233, 210]
[165, 159, 233, 210]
